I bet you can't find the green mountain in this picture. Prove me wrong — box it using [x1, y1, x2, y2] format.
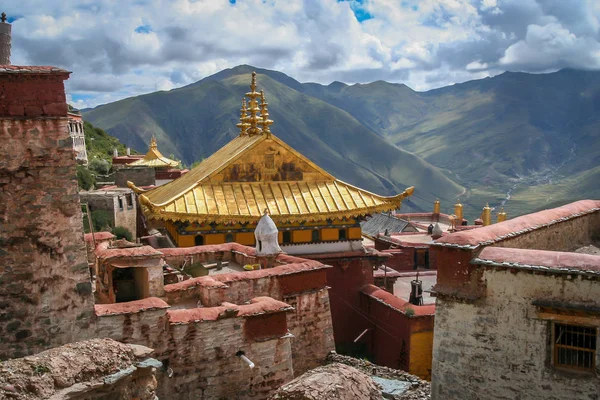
[84, 66, 600, 219]
[83, 66, 464, 212]
[301, 69, 600, 218]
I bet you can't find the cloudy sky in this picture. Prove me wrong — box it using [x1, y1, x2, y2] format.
[5, 0, 600, 108]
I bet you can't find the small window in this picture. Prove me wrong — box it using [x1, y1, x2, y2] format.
[265, 154, 275, 169]
[118, 197, 124, 211]
[194, 235, 204, 246]
[283, 231, 292, 244]
[553, 323, 597, 372]
[311, 230, 320, 243]
[338, 228, 347, 241]
[225, 233, 234, 243]
[126, 194, 133, 209]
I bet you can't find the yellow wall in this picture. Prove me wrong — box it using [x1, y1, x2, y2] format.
[236, 232, 255, 246]
[293, 230, 312, 243]
[409, 331, 433, 380]
[178, 235, 195, 247]
[348, 227, 361, 239]
[205, 233, 225, 245]
[321, 228, 339, 241]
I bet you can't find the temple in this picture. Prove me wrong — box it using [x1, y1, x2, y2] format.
[130, 72, 413, 252]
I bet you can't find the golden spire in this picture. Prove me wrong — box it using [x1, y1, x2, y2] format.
[150, 136, 157, 150]
[236, 98, 250, 136]
[433, 199, 441, 214]
[245, 71, 262, 136]
[497, 207, 507, 223]
[454, 198, 463, 221]
[482, 203, 492, 226]
[258, 90, 273, 136]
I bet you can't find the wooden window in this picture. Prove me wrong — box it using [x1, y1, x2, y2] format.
[194, 235, 204, 246]
[117, 197, 124, 211]
[311, 229, 320, 243]
[225, 233, 234, 243]
[338, 228, 347, 241]
[126, 194, 133, 209]
[553, 323, 597, 372]
[283, 231, 292, 244]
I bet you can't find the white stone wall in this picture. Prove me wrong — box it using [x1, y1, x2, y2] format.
[431, 269, 600, 400]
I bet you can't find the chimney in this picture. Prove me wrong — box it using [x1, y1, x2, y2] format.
[0, 12, 11, 65]
[409, 273, 423, 306]
[126, 147, 131, 156]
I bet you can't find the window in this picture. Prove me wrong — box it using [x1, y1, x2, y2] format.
[311, 230, 320, 243]
[283, 231, 292, 244]
[126, 194, 133, 209]
[553, 323, 597, 372]
[338, 228, 346, 241]
[225, 233, 234, 243]
[194, 235, 204, 246]
[117, 197, 124, 211]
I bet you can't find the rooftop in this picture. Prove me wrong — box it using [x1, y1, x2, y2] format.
[473, 247, 600, 277]
[0, 65, 70, 74]
[435, 199, 600, 248]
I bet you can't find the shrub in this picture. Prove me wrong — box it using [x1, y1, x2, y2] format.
[91, 210, 113, 232]
[112, 226, 133, 242]
[76, 165, 95, 190]
[89, 158, 111, 175]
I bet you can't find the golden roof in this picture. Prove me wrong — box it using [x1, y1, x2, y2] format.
[129, 73, 414, 224]
[129, 137, 180, 168]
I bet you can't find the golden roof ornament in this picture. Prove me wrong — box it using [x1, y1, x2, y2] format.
[236, 98, 250, 136]
[150, 136, 157, 150]
[245, 72, 262, 136]
[259, 90, 273, 136]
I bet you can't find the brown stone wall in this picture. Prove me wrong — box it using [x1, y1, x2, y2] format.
[162, 316, 294, 399]
[115, 166, 155, 188]
[0, 114, 95, 359]
[431, 269, 600, 400]
[283, 287, 335, 376]
[95, 306, 170, 355]
[0, 71, 69, 118]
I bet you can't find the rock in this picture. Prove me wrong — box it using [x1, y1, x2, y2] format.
[269, 363, 381, 400]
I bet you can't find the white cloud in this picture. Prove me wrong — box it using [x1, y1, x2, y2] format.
[3, 0, 600, 107]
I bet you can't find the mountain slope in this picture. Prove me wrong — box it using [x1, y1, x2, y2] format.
[299, 69, 600, 218]
[83, 66, 463, 211]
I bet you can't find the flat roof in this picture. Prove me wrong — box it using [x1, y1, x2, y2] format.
[393, 271, 437, 305]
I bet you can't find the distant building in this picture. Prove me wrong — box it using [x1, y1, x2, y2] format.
[113, 137, 187, 186]
[67, 109, 88, 165]
[430, 200, 600, 399]
[80, 187, 137, 239]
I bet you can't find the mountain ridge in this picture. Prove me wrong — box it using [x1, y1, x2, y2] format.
[84, 66, 600, 218]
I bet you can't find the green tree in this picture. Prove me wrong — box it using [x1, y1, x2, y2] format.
[112, 226, 133, 241]
[76, 165, 95, 190]
[89, 158, 111, 176]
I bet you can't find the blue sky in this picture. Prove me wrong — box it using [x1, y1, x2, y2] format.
[4, 0, 600, 108]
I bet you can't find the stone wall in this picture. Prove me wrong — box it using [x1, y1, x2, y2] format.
[163, 261, 335, 377]
[80, 189, 137, 239]
[115, 166, 155, 188]
[0, 69, 95, 359]
[431, 269, 600, 400]
[164, 302, 294, 399]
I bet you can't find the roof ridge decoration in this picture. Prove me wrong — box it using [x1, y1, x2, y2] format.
[129, 136, 179, 168]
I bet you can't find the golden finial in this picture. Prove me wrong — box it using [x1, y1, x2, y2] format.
[482, 203, 492, 226]
[150, 136, 157, 149]
[497, 207, 507, 223]
[245, 71, 262, 136]
[433, 199, 441, 214]
[259, 90, 273, 136]
[236, 98, 250, 136]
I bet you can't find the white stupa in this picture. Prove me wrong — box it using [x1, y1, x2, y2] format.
[255, 209, 282, 256]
